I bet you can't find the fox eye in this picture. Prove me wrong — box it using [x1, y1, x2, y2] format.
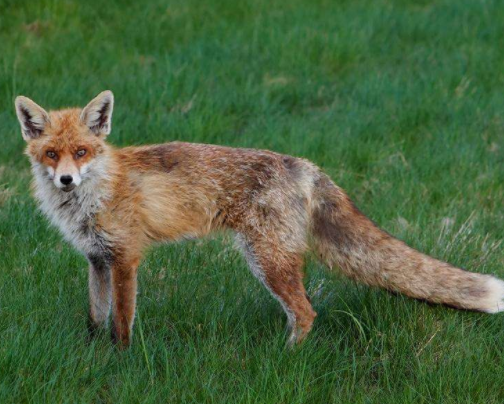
[46, 151, 57, 159]
[76, 149, 87, 158]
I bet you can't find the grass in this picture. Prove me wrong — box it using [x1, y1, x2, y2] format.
[1, 0, 504, 402]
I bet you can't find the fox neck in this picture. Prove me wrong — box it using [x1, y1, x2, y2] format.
[31, 149, 114, 254]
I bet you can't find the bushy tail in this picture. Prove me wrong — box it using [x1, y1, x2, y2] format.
[310, 174, 504, 313]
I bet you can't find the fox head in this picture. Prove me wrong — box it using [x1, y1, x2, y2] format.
[15, 91, 114, 192]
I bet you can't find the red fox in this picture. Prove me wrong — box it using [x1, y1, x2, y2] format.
[14, 91, 504, 347]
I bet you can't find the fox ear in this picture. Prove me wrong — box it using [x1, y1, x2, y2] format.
[80, 90, 114, 136]
[14, 96, 50, 141]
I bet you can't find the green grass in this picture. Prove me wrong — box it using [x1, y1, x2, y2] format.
[1, 0, 504, 402]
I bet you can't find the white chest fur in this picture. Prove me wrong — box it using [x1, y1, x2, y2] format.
[31, 159, 112, 257]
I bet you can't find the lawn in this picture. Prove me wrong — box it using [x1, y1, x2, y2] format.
[1, 0, 504, 402]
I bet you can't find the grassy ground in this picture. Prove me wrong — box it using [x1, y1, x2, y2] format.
[1, 0, 504, 402]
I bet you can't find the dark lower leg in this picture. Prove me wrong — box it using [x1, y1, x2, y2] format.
[87, 254, 111, 335]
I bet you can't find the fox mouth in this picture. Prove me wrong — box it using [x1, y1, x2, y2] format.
[61, 184, 76, 192]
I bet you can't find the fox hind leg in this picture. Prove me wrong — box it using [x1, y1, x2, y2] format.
[237, 235, 316, 346]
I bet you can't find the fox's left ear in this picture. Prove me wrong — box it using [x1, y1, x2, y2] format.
[80, 90, 114, 136]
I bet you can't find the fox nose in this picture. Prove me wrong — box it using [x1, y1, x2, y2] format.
[60, 175, 73, 185]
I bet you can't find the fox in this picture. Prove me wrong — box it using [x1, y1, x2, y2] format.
[14, 90, 504, 348]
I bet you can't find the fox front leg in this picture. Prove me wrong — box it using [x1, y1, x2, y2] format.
[87, 254, 112, 336]
[110, 256, 140, 348]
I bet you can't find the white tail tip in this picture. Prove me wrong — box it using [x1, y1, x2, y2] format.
[481, 277, 504, 313]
